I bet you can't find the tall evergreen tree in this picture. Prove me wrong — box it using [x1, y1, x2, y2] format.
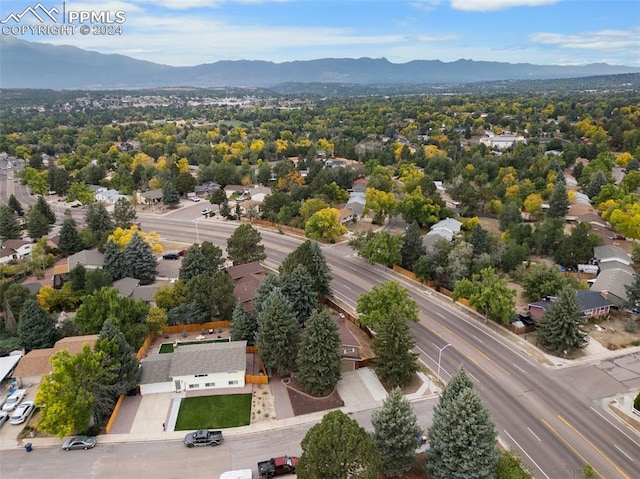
[26, 205, 51, 239]
[372, 305, 419, 388]
[200, 241, 225, 272]
[8, 194, 24, 216]
[624, 271, 640, 308]
[226, 224, 267, 265]
[279, 240, 332, 298]
[84, 269, 113, 294]
[34, 195, 56, 224]
[400, 221, 425, 270]
[162, 181, 180, 207]
[95, 319, 140, 397]
[112, 198, 138, 228]
[280, 264, 318, 325]
[297, 309, 342, 396]
[255, 290, 299, 376]
[297, 410, 382, 479]
[0, 205, 20, 241]
[179, 244, 208, 282]
[58, 219, 84, 255]
[85, 202, 114, 237]
[103, 239, 127, 281]
[536, 287, 586, 354]
[68, 264, 87, 293]
[210, 270, 236, 319]
[253, 273, 281, 319]
[3, 283, 32, 335]
[547, 179, 569, 218]
[372, 388, 422, 478]
[124, 232, 157, 285]
[439, 365, 474, 404]
[231, 304, 258, 345]
[18, 299, 59, 351]
[427, 386, 499, 479]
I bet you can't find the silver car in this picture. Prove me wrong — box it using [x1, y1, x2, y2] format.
[0, 411, 9, 427]
[62, 436, 97, 451]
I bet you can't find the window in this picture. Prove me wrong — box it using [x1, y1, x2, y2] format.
[195, 374, 208, 378]
[188, 384, 199, 389]
[228, 380, 239, 386]
[343, 347, 356, 354]
[205, 382, 215, 387]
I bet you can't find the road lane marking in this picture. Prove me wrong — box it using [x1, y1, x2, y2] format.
[589, 407, 640, 450]
[527, 427, 542, 442]
[503, 429, 551, 479]
[558, 415, 632, 479]
[541, 418, 605, 479]
[471, 334, 484, 343]
[467, 371, 481, 383]
[513, 364, 527, 374]
[435, 312, 446, 319]
[614, 445, 634, 462]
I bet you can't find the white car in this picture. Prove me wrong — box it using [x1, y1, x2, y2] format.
[220, 470, 252, 479]
[10, 401, 34, 425]
[2, 389, 26, 412]
[189, 197, 201, 202]
[201, 208, 213, 216]
[0, 411, 9, 427]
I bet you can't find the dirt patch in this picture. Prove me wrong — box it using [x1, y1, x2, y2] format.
[382, 453, 429, 479]
[379, 372, 423, 395]
[284, 375, 344, 416]
[585, 311, 640, 350]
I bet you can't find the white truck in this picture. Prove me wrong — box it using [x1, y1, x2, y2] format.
[577, 264, 599, 275]
[220, 470, 253, 479]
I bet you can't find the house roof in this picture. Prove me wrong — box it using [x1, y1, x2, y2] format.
[67, 249, 104, 270]
[130, 284, 159, 303]
[590, 268, 636, 302]
[431, 217, 462, 234]
[1, 239, 30, 250]
[140, 189, 163, 200]
[13, 335, 99, 379]
[170, 341, 247, 377]
[233, 274, 263, 304]
[529, 291, 614, 313]
[139, 354, 172, 385]
[594, 245, 631, 264]
[113, 277, 141, 298]
[226, 261, 265, 281]
[422, 232, 447, 251]
[345, 201, 364, 216]
[22, 282, 43, 295]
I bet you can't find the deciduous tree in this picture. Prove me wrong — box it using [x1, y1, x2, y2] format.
[296, 309, 342, 396]
[357, 281, 419, 331]
[297, 410, 382, 479]
[305, 207, 348, 242]
[400, 221, 425, 270]
[360, 231, 402, 267]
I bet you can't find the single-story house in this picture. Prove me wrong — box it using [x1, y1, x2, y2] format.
[113, 277, 141, 298]
[67, 249, 105, 272]
[248, 186, 272, 204]
[0, 239, 34, 261]
[339, 207, 356, 225]
[94, 188, 128, 204]
[224, 185, 247, 198]
[479, 134, 526, 150]
[345, 191, 366, 217]
[139, 341, 247, 395]
[594, 245, 632, 266]
[195, 181, 221, 195]
[137, 189, 163, 205]
[590, 267, 636, 308]
[528, 290, 614, 322]
[422, 218, 463, 247]
[12, 335, 99, 386]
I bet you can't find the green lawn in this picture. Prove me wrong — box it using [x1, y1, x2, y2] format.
[174, 394, 252, 430]
[159, 339, 230, 354]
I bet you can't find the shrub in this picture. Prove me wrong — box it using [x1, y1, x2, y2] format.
[624, 319, 638, 333]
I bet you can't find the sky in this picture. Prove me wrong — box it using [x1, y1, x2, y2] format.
[1, 0, 639, 67]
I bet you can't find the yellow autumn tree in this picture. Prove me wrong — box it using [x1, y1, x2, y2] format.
[276, 138, 289, 154]
[250, 139, 265, 153]
[317, 138, 334, 155]
[305, 208, 347, 242]
[615, 152, 633, 167]
[131, 152, 154, 171]
[523, 194, 544, 219]
[156, 156, 168, 170]
[108, 225, 163, 253]
[176, 157, 190, 173]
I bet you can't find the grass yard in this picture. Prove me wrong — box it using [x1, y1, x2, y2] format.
[174, 394, 252, 430]
[159, 339, 230, 354]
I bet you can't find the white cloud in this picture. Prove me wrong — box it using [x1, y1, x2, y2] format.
[450, 0, 559, 12]
[410, 0, 442, 13]
[530, 28, 640, 51]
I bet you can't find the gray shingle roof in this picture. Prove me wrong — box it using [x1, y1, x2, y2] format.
[590, 268, 636, 302]
[529, 290, 614, 312]
[170, 341, 247, 377]
[139, 355, 172, 385]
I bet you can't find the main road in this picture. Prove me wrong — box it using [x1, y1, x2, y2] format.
[139, 213, 640, 479]
[1, 182, 639, 478]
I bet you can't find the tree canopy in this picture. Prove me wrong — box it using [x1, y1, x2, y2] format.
[357, 281, 419, 331]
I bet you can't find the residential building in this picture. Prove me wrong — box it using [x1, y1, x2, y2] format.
[528, 290, 614, 322]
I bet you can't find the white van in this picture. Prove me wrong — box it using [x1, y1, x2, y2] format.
[220, 470, 252, 479]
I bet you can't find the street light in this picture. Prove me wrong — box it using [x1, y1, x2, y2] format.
[432, 342, 452, 385]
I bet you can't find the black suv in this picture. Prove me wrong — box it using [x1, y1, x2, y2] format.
[162, 252, 180, 260]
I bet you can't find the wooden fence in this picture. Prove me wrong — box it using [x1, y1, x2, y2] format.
[163, 320, 231, 334]
[244, 218, 307, 237]
[136, 332, 156, 361]
[105, 394, 125, 434]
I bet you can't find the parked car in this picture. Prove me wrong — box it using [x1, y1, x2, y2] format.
[2, 389, 26, 412]
[0, 411, 9, 427]
[9, 401, 34, 425]
[220, 470, 253, 479]
[184, 429, 224, 447]
[62, 435, 97, 451]
[201, 208, 213, 216]
[189, 196, 201, 202]
[162, 252, 180, 260]
[257, 456, 298, 478]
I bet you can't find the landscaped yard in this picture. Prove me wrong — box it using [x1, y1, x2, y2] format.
[174, 394, 252, 430]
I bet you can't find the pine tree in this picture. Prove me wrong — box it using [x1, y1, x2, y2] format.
[280, 264, 318, 325]
[18, 299, 59, 351]
[253, 273, 281, 319]
[297, 410, 382, 479]
[231, 304, 258, 345]
[210, 270, 236, 319]
[372, 305, 419, 388]
[297, 309, 342, 396]
[68, 264, 87, 293]
[85, 202, 114, 237]
[372, 388, 422, 477]
[95, 319, 140, 396]
[179, 244, 208, 282]
[58, 219, 84, 255]
[279, 240, 332, 298]
[8, 194, 24, 217]
[624, 271, 640, 308]
[124, 232, 157, 285]
[226, 224, 267, 265]
[112, 198, 138, 228]
[547, 179, 569, 218]
[26, 205, 51, 239]
[200, 241, 225, 272]
[439, 365, 474, 404]
[35, 195, 56, 224]
[255, 290, 299, 376]
[536, 287, 586, 354]
[400, 221, 425, 270]
[103, 240, 127, 281]
[162, 181, 180, 207]
[427, 387, 499, 479]
[0, 205, 20, 241]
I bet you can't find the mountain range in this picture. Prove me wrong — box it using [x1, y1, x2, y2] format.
[2, 36, 639, 90]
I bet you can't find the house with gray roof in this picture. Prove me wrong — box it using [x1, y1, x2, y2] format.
[590, 267, 636, 308]
[528, 290, 614, 322]
[345, 191, 366, 217]
[67, 249, 104, 271]
[139, 341, 247, 395]
[594, 245, 632, 266]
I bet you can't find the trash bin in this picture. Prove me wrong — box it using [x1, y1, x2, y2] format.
[24, 443, 33, 452]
